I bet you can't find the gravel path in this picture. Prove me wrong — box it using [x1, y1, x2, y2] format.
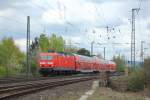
[10, 80, 95, 100]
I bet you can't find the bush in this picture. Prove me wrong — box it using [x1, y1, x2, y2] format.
[143, 58, 150, 88]
[113, 56, 125, 72]
[110, 69, 144, 92]
[30, 59, 39, 76]
[0, 66, 6, 77]
[128, 69, 144, 91]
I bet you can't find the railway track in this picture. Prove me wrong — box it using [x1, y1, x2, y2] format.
[0, 75, 98, 100]
[0, 74, 94, 84]
[0, 76, 65, 84]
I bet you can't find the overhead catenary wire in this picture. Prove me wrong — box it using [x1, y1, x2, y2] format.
[29, 1, 48, 12]
[0, 15, 26, 36]
[0, 1, 49, 35]
[26, 1, 48, 32]
[93, 2, 134, 59]
[25, 1, 65, 35]
[0, 16, 25, 24]
[138, 0, 142, 11]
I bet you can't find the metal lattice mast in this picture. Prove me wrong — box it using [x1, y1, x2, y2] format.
[131, 8, 139, 68]
[104, 47, 105, 60]
[141, 41, 144, 67]
[91, 41, 94, 56]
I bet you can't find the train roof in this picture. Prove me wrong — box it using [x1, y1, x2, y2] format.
[73, 54, 95, 61]
[39, 52, 58, 56]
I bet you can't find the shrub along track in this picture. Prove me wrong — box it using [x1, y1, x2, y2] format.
[0, 74, 98, 100]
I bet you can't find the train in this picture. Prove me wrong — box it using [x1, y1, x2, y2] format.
[38, 52, 116, 76]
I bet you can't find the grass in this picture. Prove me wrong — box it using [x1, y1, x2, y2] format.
[88, 87, 146, 100]
[111, 76, 129, 81]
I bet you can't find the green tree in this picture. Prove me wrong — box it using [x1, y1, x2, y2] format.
[49, 33, 65, 52]
[77, 48, 90, 56]
[39, 33, 65, 52]
[39, 34, 50, 52]
[0, 37, 24, 76]
[113, 55, 125, 72]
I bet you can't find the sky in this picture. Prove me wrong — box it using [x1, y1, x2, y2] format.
[0, 0, 150, 61]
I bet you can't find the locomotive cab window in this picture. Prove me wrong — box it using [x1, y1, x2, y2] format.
[40, 55, 53, 60]
[47, 56, 53, 60]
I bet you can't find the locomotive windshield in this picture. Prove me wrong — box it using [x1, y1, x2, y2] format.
[40, 55, 53, 60]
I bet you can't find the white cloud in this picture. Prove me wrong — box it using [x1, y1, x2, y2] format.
[42, 9, 65, 24]
[0, 0, 150, 60]
[15, 38, 26, 52]
[63, 35, 82, 44]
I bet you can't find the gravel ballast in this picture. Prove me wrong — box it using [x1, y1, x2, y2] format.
[10, 80, 95, 100]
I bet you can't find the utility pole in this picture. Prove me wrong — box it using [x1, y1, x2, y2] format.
[26, 16, 31, 77]
[106, 26, 109, 33]
[91, 41, 94, 56]
[43, 25, 46, 33]
[69, 39, 72, 53]
[131, 8, 139, 69]
[104, 47, 105, 60]
[141, 41, 144, 67]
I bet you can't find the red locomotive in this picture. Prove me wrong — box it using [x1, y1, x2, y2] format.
[38, 52, 116, 76]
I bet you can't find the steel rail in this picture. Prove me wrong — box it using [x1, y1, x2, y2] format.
[0, 75, 98, 100]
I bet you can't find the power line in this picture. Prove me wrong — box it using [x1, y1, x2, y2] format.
[0, 28, 12, 33]
[0, 16, 26, 35]
[32, 1, 74, 34]
[97, 42, 131, 45]
[138, 0, 142, 10]
[0, 2, 47, 34]
[27, 1, 54, 29]
[0, 16, 25, 24]
[29, 1, 48, 12]
[136, 0, 143, 15]
[94, 5, 107, 26]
